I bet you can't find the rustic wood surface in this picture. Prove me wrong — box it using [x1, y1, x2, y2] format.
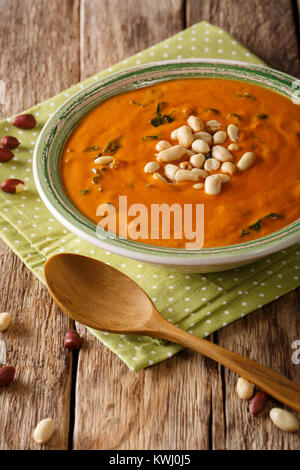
[0, 0, 299, 450]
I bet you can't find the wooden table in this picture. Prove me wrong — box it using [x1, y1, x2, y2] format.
[0, 0, 299, 450]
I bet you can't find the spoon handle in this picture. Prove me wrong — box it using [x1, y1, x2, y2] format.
[156, 323, 300, 412]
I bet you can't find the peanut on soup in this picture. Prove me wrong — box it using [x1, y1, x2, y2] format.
[61, 78, 300, 248]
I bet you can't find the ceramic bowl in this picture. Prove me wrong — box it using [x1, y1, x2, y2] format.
[33, 59, 300, 272]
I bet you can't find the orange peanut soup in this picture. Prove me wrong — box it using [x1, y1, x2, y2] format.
[61, 78, 300, 248]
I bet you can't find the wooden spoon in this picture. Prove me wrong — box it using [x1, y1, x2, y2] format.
[44, 253, 300, 412]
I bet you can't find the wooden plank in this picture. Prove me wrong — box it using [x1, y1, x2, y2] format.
[186, 0, 300, 76]
[74, 0, 214, 450]
[79, 0, 185, 76]
[218, 292, 300, 450]
[0, 0, 80, 449]
[187, 0, 300, 450]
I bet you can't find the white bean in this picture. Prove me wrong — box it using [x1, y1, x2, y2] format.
[175, 168, 207, 182]
[192, 139, 210, 154]
[164, 164, 179, 181]
[155, 140, 171, 152]
[205, 120, 221, 133]
[204, 158, 220, 171]
[193, 131, 212, 144]
[221, 162, 237, 175]
[212, 145, 233, 162]
[213, 130, 227, 144]
[205, 174, 222, 195]
[236, 378, 254, 400]
[193, 183, 204, 189]
[33, 418, 55, 444]
[144, 162, 160, 174]
[187, 115, 204, 132]
[177, 126, 194, 148]
[227, 123, 239, 142]
[156, 145, 186, 162]
[153, 172, 169, 183]
[190, 154, 205, 169]
[0, 312, 12, 331]
[228, 143, 240, 151]
[237, 152, 256, 170]
[270, 408, 300, 432]
[94, 156, 114, 165]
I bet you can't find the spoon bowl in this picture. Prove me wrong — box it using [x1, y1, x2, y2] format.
[45, 253, 300, 413]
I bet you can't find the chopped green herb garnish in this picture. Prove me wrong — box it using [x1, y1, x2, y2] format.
[130, 100, 146, 107]
[156, 101, 166, 114]
[257, 113, 268, 119]
[264, 212, 283, 220]
[248, 219, 262, 231]
[240, 229, 250, 237]
[81, 189, 89, 195]
[150, 102, 175, 128]
[103, 138, 121, 154]
[84, 145, 99, 152]
[205, 108, 220, 114]
[231, 112, 242, 121]
[142, 135, 159, 141]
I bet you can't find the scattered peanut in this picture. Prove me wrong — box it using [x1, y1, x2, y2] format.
[0, 366, 15, 386]
[0, 148, 14, 162]
[177, 126, 194, 148]
[155, 140, 171, 152]
[0, 312, 12, 331]
[227, 123, 239, 142]
[187, 115, 204, 132]
[237, 152, 256, 171]
[164, 164, 179, 181]
[204, 157, 220, 171]
[213, 130, 227, 144]
[1, 179, 25, 193]
[221, 162, 237, 175]
[33, 418, 55, 444]
[175, 168, 207, 182]
[249, 391, 268, 416]
[144, 162, 160, 174]
[269, 408, 300, 432]
[205, 174, 222, 195]
[170, 128, 179, 140]
[179, 161, 192, 170]
[153, 172, 169, 183]
[185, 149, 196, 157]
[217, 174, 230, 183]
[12, 113, 36, 129]
[205, 120, 221, 133]
[193, 183, 204, 189]
[212, 145, 233, 162]
[64, 330, 82, 351]
[236, 377, 254, 400]
[94, 156, 114, 165]
[157, 145, 186, 163]
[193, 131, 212, 144]
[228, 143, 239, 151]
[189, 154, 205, 169]
[1, 136, 20, 150]
[191, 139, 210, 154]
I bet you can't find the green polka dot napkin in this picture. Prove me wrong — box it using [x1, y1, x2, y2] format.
[0, 22, 299, 371]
